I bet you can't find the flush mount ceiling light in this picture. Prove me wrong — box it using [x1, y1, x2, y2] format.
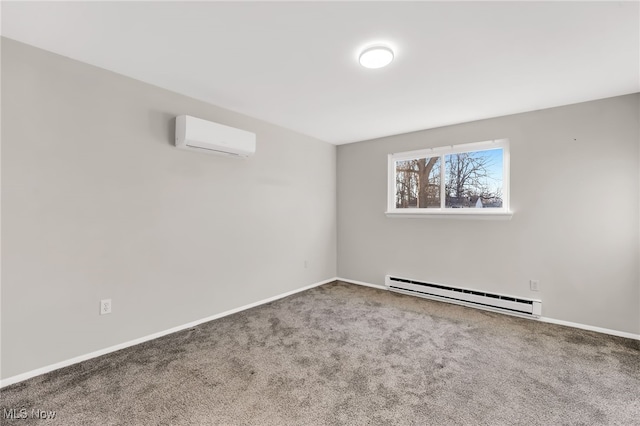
[359, 45, 394, 69]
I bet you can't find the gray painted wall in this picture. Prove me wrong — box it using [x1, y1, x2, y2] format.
[338, 94, 639, 334]
[1, 39, 337, 379]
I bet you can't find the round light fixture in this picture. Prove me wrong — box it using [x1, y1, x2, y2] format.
[359, 45, 394, 69]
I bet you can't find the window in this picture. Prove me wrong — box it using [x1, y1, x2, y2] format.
[387, 139, 511, 218]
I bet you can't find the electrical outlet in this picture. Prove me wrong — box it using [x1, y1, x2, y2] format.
[529, 280, 540, 292]
[100, 299, 112, 315]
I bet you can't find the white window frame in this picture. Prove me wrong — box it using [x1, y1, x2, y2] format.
[386, 139, 512, 219]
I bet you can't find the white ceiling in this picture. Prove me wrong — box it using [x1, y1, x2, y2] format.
[2, 1, 639, 144]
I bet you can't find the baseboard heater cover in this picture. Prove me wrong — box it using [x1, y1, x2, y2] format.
[385, 275, 542, 318]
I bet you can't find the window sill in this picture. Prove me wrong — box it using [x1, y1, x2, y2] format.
[385, 210, 514, 220]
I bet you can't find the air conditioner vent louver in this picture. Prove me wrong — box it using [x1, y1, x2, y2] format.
[385, 275, 542, 318]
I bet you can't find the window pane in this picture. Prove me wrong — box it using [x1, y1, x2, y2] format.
[445, 149, 503, 209]
[395, 157, 441, 208]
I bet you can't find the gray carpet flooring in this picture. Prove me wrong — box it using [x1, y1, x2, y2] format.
[1, 281, 638, 425]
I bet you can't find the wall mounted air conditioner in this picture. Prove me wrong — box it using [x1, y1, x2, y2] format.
[175, 115, 256, 158]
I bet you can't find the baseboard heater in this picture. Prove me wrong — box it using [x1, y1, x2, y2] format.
[385, 275, 542, 318]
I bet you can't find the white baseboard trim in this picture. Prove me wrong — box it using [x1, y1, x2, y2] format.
[538, 317, 640, 341]
[336, 277, 387, 290]
[0, 277, 337, 388]
[338, 277, 640, 341]
[4, 276, 636, 387]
